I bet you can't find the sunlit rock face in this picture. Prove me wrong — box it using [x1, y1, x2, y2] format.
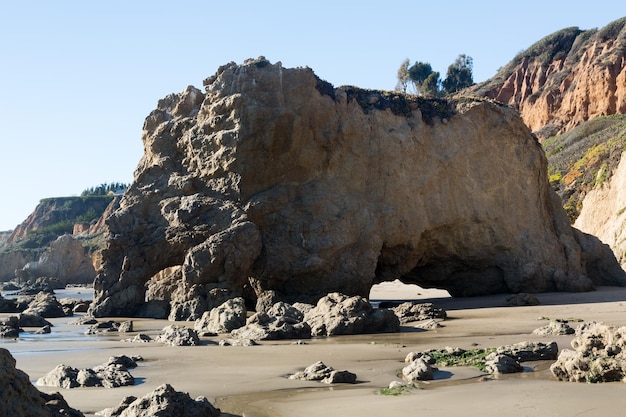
[90, 58, 626, 318]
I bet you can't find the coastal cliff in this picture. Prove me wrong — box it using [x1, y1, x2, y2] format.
[469, 17, 626, 139]
[90, 58, 626, 318]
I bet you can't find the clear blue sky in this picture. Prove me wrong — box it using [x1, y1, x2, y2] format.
[0, 1, 624, 231]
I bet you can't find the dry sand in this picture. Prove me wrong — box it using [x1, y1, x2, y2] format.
[4, 282, 626, 416]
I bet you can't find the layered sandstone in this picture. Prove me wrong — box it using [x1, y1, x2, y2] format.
[469, 17, 626, 139]
[90, 58, 626, 318]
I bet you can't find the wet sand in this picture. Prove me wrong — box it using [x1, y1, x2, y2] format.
[4, 282, 626, 416]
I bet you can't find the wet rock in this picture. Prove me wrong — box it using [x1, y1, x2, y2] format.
[484, 353, 523, 374]
[155, 324, 200, 346]
[496, 341, 559, 362]
[391, 302, 447, 324]
[97, 383, 220, 417]
[404, 351, 436, 364]
[0, 348, 84, 417]
[85, 320, 133, 335]
[218, 338, 258, 347]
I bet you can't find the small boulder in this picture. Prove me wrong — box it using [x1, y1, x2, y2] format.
[289, 361, 357, 384]
[194, 297, 246, 335]
[506, 293, 540, 306]
[23, 293, 67, 318]
[97, 383, 220, 417]
[155, 325, 200, 346]
[402, 358, 436, 381]
[533, 320, 575, 336]
[484, 353, 523, 374]
[392, 302, 446, 324]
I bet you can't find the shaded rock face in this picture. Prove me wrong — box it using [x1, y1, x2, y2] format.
[0, 348, 84, 417]
[91, 57, 626, 318]
[469, 18, 626, 139]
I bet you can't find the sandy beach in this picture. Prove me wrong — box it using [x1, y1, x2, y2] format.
[4, 282, 626, 416]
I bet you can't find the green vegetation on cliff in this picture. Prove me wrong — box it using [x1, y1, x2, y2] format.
[543, 115, 626, 222]
[3, 195, 114, 252]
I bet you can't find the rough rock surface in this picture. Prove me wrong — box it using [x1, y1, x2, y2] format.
[533, 320, 575, 336]
[155, 324, 200, 346]
[289, 361, 357, 384]
[468, 18, 626, 139]
[97, 383, 220, 417]
[23, 293, 67, 318]
[231, 301, 311, 340]
[15, 235, 96, 285]
[193, 297, 246, 335]
[303, 293, 399, 336]
[0, 348, 84, 417]
[402, 358, 436, 381]
[551, 322, 626, 382]
[391, 302, 446, 324]
[36, 355, 138, 389]
[90, 57, 626, 318]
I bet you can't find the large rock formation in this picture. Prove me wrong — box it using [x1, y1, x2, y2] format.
[90, 57, 626, 318]
[468, 17, 626, 139]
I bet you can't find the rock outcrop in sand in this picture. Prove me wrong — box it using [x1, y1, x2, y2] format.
[90, 58, 626, 318]
[468, 17, 626, 139]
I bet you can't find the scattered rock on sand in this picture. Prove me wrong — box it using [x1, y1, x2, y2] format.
[0, 348, 84, 417]
[303, 293, 399, 336]
[0, 293, 17, 313]
[85, 320, 133, 335]
[155, 324, 200, 346]
[0, 316, 20, 338]
[231, 301, 311, 341]
[496, 341, 559, 362]
[124, 333, 152, 343]
[23, 293, 67, 318]
[391, 302, 447, 324]
[193, 297, 246, 335]
[484, 353, 523, 374]
[402, 358, 436, 381]
[36, 355, 139, 389]
[506, 293, 540, 306]
[289, 361, 357, 384]
[17, 313, 52, 328]
[97, 383, 220, 417]
[551, 322, 626, 382]
[533, 320, 575, 336]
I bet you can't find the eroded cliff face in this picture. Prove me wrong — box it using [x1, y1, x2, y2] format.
[574, 150, 626, 268]
[90, 58, 626, 318]
[469, 18, 626, 139]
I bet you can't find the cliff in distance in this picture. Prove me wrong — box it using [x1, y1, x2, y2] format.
[89, 58, 626, 318]
[469, 17, 626, 140]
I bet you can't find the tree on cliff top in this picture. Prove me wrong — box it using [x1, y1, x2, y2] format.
[396, 54, 473, 96]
